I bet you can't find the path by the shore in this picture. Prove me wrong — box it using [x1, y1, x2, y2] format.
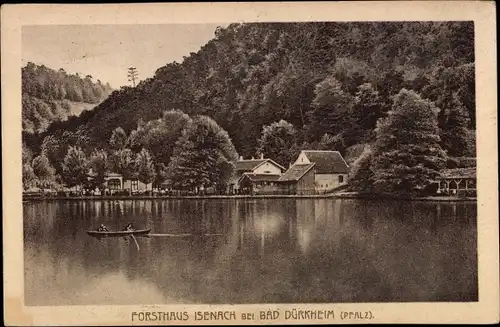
[22, 192, 477, 202]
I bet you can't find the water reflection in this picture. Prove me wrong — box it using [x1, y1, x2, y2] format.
[24, 199, 477, 305]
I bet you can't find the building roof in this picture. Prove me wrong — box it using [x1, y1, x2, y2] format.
[302, 150, 349, 174]
[438, 167, 476, 179]
[239, 173, 282, 183]
[232, 158, 285, 172]
[278, 164, 315, 182]
[106, 173, 122, 178]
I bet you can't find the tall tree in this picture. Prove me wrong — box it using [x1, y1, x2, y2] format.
[108, 148, 137, 180]
[167, 116, 238, 191]
[32, 154, 56, 188]
[127, 110, 192, 166]
[307, 76, 355, 142]
[135, 148, 156, 191]
[89, 149, 108, 189]
[440, 94, 471, 157]
[62, 146, 89, 188]
[257, 119, 299, 167]
[127, 67, 138, 87]
[349, 83, 385, 144]
[371, 89, 446, 196]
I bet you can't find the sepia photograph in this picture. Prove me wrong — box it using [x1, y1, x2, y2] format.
[2, 2, 498, 325]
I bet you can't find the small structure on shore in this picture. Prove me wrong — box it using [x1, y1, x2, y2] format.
[237, 173, 282, 195]
[277, 163, 316, 195]
[436, 167, 476, 196]
[229, 154, 286, 194]
[292, 150, 349, 193]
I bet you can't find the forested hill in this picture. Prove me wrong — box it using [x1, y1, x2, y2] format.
[33, 22, 474, 159]
[22, 62, 113, 133]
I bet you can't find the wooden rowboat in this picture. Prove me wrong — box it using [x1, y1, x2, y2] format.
[86, 228, 151, 237]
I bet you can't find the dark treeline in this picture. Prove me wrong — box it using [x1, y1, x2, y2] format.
[23, 22, 475, 195]
[23, 111, 238, 193]
[22, 62, 113, 133]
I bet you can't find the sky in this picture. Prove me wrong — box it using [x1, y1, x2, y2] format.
[22, 24, 223, 88]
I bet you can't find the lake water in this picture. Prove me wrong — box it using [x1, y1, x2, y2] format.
[23, 198, 477, 305]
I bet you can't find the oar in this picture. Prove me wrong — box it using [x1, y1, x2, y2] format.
[130, 233, 140, 250]
[148, 233, 192, 237]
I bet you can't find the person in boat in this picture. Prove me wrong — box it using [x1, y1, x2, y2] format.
[97, 224, 109, 232]
[123, 222, 135, 231]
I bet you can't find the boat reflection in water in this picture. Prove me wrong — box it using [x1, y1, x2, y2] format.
[24, 198, 477, 305]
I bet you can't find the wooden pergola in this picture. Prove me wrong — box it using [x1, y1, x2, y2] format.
[436, 168, 476, 195]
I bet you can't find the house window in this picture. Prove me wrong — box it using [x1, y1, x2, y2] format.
[326, 184, 328, 188]
[339, 175, 344, 183]
[263, 170, 271, 174]
[131, 180, 139, 190]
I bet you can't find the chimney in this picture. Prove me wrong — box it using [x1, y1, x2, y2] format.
[251, 156, 254, 160]
[260, 153, 264, 160]
[239, 155, 243, 161]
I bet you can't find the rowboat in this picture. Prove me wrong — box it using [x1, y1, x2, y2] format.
[86, 228, 151, 237]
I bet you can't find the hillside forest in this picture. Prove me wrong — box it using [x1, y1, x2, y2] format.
[22, 22, 476, 196]
[22, 62, 113, 134]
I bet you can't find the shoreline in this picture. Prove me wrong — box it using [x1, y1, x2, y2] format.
[22, 193, 477, 202]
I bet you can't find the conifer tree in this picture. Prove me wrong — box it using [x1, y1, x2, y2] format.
[441, 93, 471, 157]
[371, 89, 446, 196]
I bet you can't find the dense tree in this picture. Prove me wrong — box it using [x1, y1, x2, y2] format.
[440, 94, 471, 157]
[89, 149, 108, 189]
[24, 21, 475, 194]
[40, 135, 64, 173]
[62, 146, 89, 188]
[107, 148, 137, 181]
[32, 154, 56, 188]
[22, 163, 38, 189]
[371, 89, 446, 196]
[348, 146, 375, 192]
[167, 116, 238, 191]
[257, 120, 299, 167]
[349, 83, 385, 144]
[109, 127, 128, 150]
[22, 143, 33, 165]
[307, 76, 355, 142]
[154, 163, 169, 186]
[29, 22, 474, 160]
[128, 110, 192, 166]
[135, 148, 156, 191]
